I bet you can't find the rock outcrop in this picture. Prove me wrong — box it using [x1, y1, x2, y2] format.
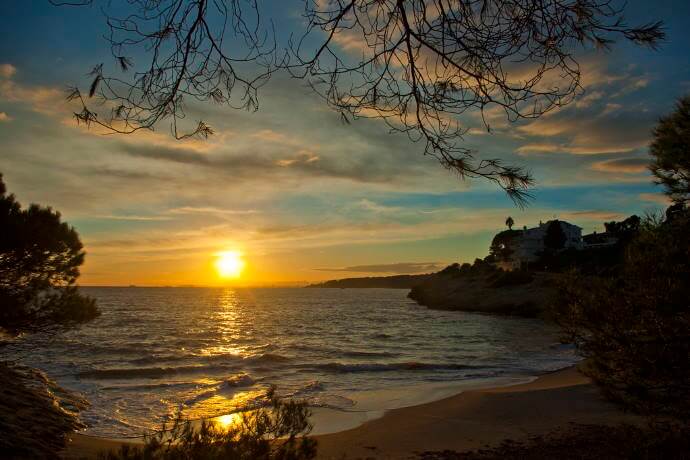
[407, 263, 558, 318]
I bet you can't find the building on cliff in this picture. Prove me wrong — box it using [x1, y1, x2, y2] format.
[582, 230, 619, 248]
[491, 220, 583, 271]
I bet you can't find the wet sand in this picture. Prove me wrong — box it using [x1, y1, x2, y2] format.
[315, 366, 639, 459]
[64, 365, 639, 459]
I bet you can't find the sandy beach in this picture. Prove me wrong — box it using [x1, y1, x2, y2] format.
[63, 365, 640, 459]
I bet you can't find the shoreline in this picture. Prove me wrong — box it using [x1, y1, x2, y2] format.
[315, 365, 640, 458]
[63, 364, 640, 459]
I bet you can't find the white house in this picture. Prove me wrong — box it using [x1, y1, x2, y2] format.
[493, 220, 583, 270]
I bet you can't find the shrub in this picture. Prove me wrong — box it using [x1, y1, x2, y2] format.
[489, 270, 534, 288]
[99, 388, 317, 460]
[553, 209, 690, 420]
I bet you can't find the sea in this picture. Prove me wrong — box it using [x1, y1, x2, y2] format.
[3, 287, 578, 438]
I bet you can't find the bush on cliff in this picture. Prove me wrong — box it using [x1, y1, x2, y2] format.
[553, 207, 690, 420]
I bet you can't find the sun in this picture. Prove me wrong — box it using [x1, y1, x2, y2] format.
[215, 251, 245, 279]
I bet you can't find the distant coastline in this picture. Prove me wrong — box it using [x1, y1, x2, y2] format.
[304, 273, 431, 289]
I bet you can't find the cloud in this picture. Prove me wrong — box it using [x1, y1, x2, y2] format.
[561, 210, 624, 222]
[354, 199, 401, 213]
[611, 77, 650, 98]
[276, 150, 320, 167]
[574, 90, 604, 109]
[591, 158, 649, 174]
[0, 112, 11, 122]
[167, 206, 260, 216]
[516, 108, 654, 155]
[639, 193, 672, 205]
[115, 136, 422, 184]
[316, 262, 445, 274]
[0, 69, 65, 115]
[82, 166, 167, 181]
[94, 214, 173, 221]
[0, 64, 16, 79]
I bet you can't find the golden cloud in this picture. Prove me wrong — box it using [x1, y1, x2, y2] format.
[0, 63, 16, 79]
[639, 193, 672, 205]
[591, 158, 649, 174]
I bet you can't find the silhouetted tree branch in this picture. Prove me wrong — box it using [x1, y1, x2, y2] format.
[53, 0, 664, 205]
[57, 0, 276, 139]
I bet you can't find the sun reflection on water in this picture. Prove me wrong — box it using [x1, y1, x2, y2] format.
[214, 413, 242, 430]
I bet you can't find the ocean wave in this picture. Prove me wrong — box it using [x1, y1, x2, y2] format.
[306, 394, 356, 409]
[369, 333, 393, 339]
[304, 362, 477, 373]
[100, 381, 202, 392]
[288, 380, 325, 396]
[220, 373, 255, 389]
[245, 353, 291, 364]
[341, 350, 399, 358]
[127, 354, 192, 366]
[184, 373, 258, 406]
[78, 364, 238, 380]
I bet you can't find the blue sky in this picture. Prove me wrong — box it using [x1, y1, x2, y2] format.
[1, 1, 688, 285]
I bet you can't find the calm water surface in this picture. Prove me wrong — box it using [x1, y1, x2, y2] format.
[5, 287, 577, 437]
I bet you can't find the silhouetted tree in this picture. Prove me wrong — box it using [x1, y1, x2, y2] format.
[505, 216, 514, 230]
[666, 202, 687, 222]
[650, 95, 690, 204]
[543, 221, 566, 252]
[53, 0, 664, 205]
[489, 229, 520, 262]
[0, 174, 98, 333]
[554, 209, 690, 420]
[603, 214, 641, 245]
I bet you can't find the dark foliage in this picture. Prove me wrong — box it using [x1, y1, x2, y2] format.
[488, 270, 534, 289]
[505, 217, 514, 230]
[604, 214, 641, 243]
[650, 95, 690, 204]
[98, 388, 316, 460]
[532, 246, 620, 274]
[532, 214, 641, 274]
[52, 1, 664, 204]
[0, 174, 98, 333]
[488, 229, 522, 262]
[553, 208, 690, 420]
[543, 221, 567, 252]
[418, 422, 690, 460]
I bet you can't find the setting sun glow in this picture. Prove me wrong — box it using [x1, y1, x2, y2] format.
[215, 251, 245, 279]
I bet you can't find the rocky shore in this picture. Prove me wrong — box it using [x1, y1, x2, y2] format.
[0, 361, 88, 458]
[407, 263, 558, 318]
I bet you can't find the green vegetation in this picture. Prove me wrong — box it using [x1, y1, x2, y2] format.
[554, 208, 690, 420]
[0, 173, 98, 334]
[650, 95, 690, 204]
[0, 173, 98, 457]
[98, 388, 316, 460]
[487, 230, 522, 264]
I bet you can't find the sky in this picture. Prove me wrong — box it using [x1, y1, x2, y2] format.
[1, 1, 689, 286]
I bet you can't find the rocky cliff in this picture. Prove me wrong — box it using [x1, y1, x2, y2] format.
[407, 263, 558, 318]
